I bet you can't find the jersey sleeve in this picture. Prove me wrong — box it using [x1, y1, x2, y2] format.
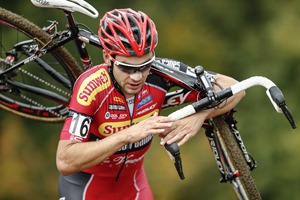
[60, 64, 110, 141]
[68, 65, 109, 116]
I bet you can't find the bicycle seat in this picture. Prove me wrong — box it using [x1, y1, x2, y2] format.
[30, 0, 99, 18]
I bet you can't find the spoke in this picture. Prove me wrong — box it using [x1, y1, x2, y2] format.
[19, 93, 62, 117]
[18, 68, 71, 97]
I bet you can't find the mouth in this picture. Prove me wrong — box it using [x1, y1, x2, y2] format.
[128, 83, 141, 90]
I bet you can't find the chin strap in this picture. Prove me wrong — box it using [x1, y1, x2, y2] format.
[108, 63, 123, 93]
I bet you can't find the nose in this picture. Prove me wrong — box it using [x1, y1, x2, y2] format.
[129, 71, 142, 80]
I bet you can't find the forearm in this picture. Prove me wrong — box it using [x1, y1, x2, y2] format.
[56, 113, 174, 176]
[160, 73, 245, 146]
[207, 73, 245, 118]
[56, 131, 129, 176]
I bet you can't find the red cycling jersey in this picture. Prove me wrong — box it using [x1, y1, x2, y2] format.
[59, 59, 206, 200]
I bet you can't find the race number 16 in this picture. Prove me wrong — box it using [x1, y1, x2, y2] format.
[69, 113, 92, 138]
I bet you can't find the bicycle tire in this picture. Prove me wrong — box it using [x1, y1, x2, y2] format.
[0, 7, 83, 122]
[213, 115, 262, 200]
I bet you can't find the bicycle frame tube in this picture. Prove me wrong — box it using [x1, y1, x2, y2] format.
[204, 121, 227, 179]
[151, 61, 204, 109]
[64, 11, 98, 70]
[162, 89, 194, 109]
[204, 118, 250, 199]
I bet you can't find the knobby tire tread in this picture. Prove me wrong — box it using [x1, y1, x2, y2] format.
[213, 116, 262, 200]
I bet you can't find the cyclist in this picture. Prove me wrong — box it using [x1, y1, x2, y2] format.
[56, 8, 245, 200]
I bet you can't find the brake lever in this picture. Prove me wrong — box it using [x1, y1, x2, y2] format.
[267, 86, 297, 129]
[163, 66, 210, 180]
[164, 142, 185, 180]
[279, 103, 297, 129]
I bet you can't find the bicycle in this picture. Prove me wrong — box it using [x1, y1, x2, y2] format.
[164, 66, 296, 199]
[0, 0, 296, 199]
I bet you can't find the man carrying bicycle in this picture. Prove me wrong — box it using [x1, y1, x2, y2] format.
[56, 8, 244, 200]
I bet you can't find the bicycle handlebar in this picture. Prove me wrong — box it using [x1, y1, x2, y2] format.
[168, 75, 296, 129]
[165, 67, 296, 180]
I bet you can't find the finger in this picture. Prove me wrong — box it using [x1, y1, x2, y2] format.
[160, 131, 180, 145]
[152, 112, 159, 117]
[177, 134, 192, 146]
[142, 119, 173, 135]
[156, 116, 175, 123]
[158, 127, 173, 138]
[153, 122, 173, 129]
[160, 124, 178, 142]
[150, 112, 174, 121]
[151, 128, 167, 134]
[161, 120, 178, 137]
[160, 133, 186, 146]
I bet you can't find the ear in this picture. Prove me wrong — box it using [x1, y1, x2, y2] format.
[103, 50, 111, 66]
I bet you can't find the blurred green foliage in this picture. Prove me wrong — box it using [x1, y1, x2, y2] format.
[0, 0, 299, 199]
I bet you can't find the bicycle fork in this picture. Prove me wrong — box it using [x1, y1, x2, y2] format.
[204, 113, 257, 182]
[205, 120, 240, 182]
[203, 112, 258, 199]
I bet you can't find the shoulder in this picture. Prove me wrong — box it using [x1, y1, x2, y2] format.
[75, 64, 110, 84]
[69, 64, 113, 114]
[73, 64, 112, 93]
[73, 63, 112, 96]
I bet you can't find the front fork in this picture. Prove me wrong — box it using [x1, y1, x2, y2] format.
[204, 110, 257, 183]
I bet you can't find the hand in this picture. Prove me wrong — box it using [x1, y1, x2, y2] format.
[126, 112, 175, 143]
[160, 110, 210, 146]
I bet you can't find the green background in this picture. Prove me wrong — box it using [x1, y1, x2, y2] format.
[0, 0, 299, 199]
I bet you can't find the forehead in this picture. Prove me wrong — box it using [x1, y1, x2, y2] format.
[115, 52, 153, 64]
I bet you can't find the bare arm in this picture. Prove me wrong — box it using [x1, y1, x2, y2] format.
[160, 73, 245, 146]
[207, 73, 246, 118]
[56, 112, 174, 176]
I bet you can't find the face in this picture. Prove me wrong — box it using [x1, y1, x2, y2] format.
[103, 51, 154, 99]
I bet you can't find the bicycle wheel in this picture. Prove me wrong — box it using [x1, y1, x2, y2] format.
[0, 7, 83, 122]
[213, 115, 261, 200]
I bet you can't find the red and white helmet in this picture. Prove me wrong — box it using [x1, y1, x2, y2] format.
[99, 8, 158, 56]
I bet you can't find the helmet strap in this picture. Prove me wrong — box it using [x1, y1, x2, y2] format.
[108, 60, 123, 94]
